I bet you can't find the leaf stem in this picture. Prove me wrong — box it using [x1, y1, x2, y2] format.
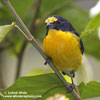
[3, 0, 81, 99]
[3, 0, 33, 38]
[15, 25, 32, 40]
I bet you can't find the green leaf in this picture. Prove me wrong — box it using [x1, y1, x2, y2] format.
[79, 81, 100, 99]
[0, 95, 3, 100]
[0, 22, 16, 42]
[80, 13, 100, 59]
[0, 73, 68, 100]
[81, 13, 100, 38]
[0, 73, 100, 100]
[83, 35, 100, 59]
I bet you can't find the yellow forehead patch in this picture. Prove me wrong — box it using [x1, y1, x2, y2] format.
[45, 17, 58, 23]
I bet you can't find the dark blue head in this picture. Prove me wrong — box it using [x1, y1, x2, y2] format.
[44, 15, 76, 32]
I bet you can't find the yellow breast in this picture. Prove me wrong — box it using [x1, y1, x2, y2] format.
[43, 29, 82, 72]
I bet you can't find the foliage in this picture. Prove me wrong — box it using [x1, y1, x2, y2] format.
[0, 22, 15, 42]
[0, 0, 100, 59]
[0, 0, 100, 100]
[81, 13, 100, 37]
[81, 13, 100, 59]
[0, 73, 100, 100]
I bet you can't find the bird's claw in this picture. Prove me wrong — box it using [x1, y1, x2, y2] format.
[70, 71, 75, 78]
[44, 57, 52, 65]
[67, 84, 74, 93]
[62, 71, 66, 75]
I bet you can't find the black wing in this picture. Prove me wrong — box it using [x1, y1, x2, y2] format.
[69, 24, 84, 54]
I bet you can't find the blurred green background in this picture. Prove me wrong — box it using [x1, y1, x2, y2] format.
[0, 1, 100, 99]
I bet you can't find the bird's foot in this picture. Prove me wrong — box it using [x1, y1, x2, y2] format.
[66, 83, 75, 93]
[44, 57, 52, 65]
[70, 71, 75, 78]
[62, 71, 66, 75]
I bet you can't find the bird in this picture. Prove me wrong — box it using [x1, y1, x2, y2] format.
[43, 15, 84, 92]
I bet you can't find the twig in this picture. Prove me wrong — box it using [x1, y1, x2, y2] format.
[3, 0, 33, 38]
[15, 40, 27, 80]
[75, 85, 82, 100]
[29, 0, 42, 34]
[0, 65, 5, 89]
[3, 0, 81, 100]
[0, 46, 6, 88]
[14, 0, 42, 80]
[15, 25, 32, 40]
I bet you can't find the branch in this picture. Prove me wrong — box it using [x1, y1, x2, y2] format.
[0, 64, 5, 89]
[15, 40, 27, 80]
[0, 45, 5, 89]
[3, 0, 81, 99]
[15, 0, 42, 80]
[29, 0, 42, 34]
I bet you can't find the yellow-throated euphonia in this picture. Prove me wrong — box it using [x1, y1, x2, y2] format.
[43, 15, 84, 92]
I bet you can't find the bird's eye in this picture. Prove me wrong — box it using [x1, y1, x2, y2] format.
[56, 21, 61, 24]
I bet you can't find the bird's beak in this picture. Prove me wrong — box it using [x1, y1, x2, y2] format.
[46, 23, 54, 29]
